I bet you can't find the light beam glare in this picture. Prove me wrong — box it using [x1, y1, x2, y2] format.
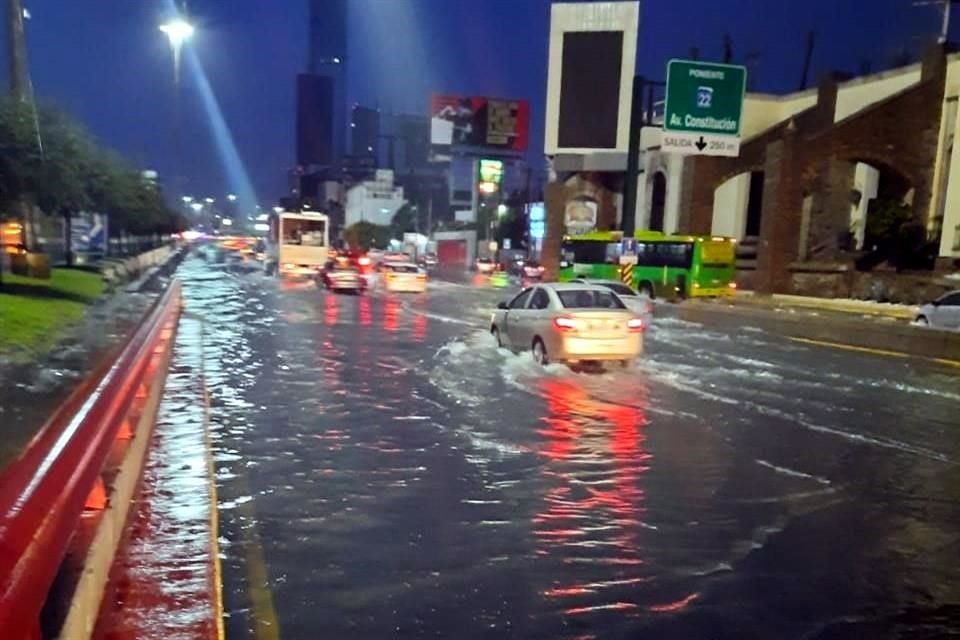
[183, 46, 259, 216]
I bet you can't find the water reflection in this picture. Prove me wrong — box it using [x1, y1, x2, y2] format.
[383, 297, 399, 333]
[534, 377, 653, 618]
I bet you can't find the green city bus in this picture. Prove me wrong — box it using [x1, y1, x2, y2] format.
[558, 230, 737, 299]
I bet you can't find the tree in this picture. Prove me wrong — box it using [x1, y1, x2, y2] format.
[0, 97, 182, 265]
[389, 203, 416, 239]
[343, 221, 391, 251]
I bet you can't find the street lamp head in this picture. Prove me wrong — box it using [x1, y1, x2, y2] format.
[190, 202, 203, 212]
[204, 197, 215, 204]
[227, 193, 238, 202]
[159, 18, 195, 49]
[181, 195, 194, 203]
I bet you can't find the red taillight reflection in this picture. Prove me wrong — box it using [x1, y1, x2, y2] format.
[627, 317, 645, 332]
[553, 316, 577, 331]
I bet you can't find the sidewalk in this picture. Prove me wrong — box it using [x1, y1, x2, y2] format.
[730, 291, 917, 320]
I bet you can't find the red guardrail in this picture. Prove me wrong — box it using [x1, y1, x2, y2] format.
[0, 280, 182, 638]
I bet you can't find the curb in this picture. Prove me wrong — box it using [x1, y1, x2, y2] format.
[678, 302, 960, 363]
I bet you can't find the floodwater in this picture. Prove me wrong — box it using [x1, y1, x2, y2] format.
[174, 255, 960, 639]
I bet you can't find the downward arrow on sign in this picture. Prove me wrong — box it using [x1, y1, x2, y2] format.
[695, 136, 707, 151]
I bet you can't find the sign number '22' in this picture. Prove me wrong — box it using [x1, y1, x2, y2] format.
[696, 86, 713, 109]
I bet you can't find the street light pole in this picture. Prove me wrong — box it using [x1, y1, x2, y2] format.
[159, 13, 194, 200]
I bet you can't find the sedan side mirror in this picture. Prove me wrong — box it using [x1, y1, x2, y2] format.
[497, 301, 508, 310]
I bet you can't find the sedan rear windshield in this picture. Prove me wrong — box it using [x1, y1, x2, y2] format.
[387, 264, 419, 273]
[557, 289, 626, 309]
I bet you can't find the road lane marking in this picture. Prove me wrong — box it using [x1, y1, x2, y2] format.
[787, 337, 909, 359]
[788, 337, 960, 368]
[200, 320, 281, 640]
[201, 382, 227, 640]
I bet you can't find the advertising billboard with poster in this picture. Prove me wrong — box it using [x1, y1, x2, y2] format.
[430, 95, 529, 151]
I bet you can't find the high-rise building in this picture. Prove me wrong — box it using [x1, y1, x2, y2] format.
[308, 0, 348, 165]
[350, 105, 380, 158]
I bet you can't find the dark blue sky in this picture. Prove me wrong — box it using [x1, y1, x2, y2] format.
[11, 0, 952, 207]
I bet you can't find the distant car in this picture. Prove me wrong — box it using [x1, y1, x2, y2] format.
[490, 283, 645, 365]
[475, 257, 496, 274]
[418, 252, 438, 269]
[382, 261, 427, 293]
[319, 259, 366, 293]
[914, 290, 960, 330]
[571, 278, 653, 316]
[521, 261, 545, 280]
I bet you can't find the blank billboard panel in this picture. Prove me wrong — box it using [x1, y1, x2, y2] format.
[545, 2, 639, 156]
[558, 31, 623, 149]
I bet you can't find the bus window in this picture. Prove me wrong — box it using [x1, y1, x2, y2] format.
[282, 218, 327, 247]
[636, 242, 692, 268]
[562, 240, 620, 264]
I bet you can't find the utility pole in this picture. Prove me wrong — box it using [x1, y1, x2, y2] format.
[798, 31, 816, 90]
[6, 0, 28, 101]
[6, 0, 41, 254]
[914, 0, 953, 44]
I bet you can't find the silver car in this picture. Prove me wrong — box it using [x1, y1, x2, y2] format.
[914, 290, 960, 330]
[570, 278, 653, 317]
[490, 283, 645, 365]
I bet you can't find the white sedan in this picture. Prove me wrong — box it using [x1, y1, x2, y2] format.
[571, 278, 653, 317]
[490, 283, 645, 365]
[381, 261, 428, 293]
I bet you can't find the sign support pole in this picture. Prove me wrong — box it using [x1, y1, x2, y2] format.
[621, 75, 644, 236]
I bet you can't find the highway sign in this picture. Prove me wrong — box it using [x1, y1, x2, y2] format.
[662, 59, 746, 157]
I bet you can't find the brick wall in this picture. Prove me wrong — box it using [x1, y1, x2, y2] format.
[677, 47, 948, 294]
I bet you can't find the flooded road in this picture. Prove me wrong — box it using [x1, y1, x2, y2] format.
[175, 256, 960, 639]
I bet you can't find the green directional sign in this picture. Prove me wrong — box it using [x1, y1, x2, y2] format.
[662, 60, 746, 156]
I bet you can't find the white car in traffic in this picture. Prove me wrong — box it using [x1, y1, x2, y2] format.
[914, 290, 960, 330]
[381, 262, 428, 293]
[490, 283, 645, 365]
[570, 278, 653, 317]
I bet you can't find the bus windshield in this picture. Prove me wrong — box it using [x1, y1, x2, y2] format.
[282, 218, 327, 247]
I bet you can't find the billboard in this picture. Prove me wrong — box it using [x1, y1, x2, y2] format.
[477, 159, 504, 195]
[545, 2, 640, 155]
[430, 95, 529, 151]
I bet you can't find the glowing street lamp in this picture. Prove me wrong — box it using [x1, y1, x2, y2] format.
[204, 197, 215, 204]
[160, 16, 194, 201]
[181, 195, 194, 203]
[159, 19, 195, 61]
[226, 193, 237, 202]
[190, 202, 203, 212]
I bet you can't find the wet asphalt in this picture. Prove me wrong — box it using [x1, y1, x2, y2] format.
[174, 256, 960, 640]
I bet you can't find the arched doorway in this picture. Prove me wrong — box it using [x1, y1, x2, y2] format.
[649, 172, 666, 232]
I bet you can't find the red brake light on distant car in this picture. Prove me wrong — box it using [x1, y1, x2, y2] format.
[358, 256, 371, 266]
[627, 317, 646, 332]
[553, 316, 578, 331]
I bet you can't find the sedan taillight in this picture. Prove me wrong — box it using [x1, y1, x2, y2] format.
[627, 317, 646, 332]
[553, 316, 578, 331]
